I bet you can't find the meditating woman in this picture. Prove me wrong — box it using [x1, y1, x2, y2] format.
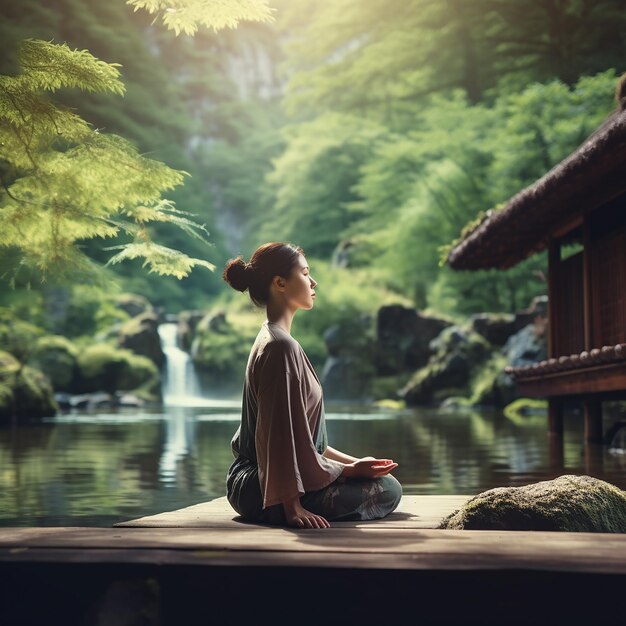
[222, 242, 402, 529]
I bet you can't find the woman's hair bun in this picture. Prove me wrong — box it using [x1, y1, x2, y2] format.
[223, 256, 250, 292]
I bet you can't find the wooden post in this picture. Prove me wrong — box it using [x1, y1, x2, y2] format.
[582, 213, 593, 349]
[583, 441, 604, 475]
[547, 240, 560, 359]
[584, 400, 603, 443]
[548, 398, 564, 436]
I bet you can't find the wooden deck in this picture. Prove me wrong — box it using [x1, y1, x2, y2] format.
[2, 495, 626, 625]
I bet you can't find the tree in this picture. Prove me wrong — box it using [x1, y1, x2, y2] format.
[126, 0, 275, 35]
[0, 39, 215, 282]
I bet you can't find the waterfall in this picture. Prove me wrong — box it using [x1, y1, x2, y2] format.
[158, 322, 205, 407]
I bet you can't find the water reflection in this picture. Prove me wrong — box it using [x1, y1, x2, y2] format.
[2, 402, 626, 527]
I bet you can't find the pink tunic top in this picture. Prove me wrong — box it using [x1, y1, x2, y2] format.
[230, 320, 344, 509]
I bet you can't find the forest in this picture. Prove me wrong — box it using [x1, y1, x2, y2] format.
[1, 1, 626, 408]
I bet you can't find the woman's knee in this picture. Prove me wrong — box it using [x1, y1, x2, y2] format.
[380, 474, 403, 509]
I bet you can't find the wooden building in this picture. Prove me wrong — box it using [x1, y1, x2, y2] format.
[446, 74, 626, 444]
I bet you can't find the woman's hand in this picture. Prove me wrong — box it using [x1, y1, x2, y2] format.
[282, 496, 330, 529]
[342, 457, 398, 479]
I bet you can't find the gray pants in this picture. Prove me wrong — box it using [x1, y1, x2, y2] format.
[226, 457, 403, 526]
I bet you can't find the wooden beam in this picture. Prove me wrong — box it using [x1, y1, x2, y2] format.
[516, 361, 626, 397]
[584, 400, 603, 443]
[582, 213, 593, 350]
[552, 213, 583, 240]
[548, 398, 564, 437]
[547, 240, 560, 358]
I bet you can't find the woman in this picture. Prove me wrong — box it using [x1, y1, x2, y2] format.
[222, 242, 402, 529]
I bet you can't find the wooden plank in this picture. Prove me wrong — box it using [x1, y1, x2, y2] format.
[112, 495, 473, 529]
[2, 527, 626, 574]
[517, 361, 626, 396]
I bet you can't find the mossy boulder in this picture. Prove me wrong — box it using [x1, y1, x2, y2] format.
[27, 335, 79, 392]
[321, 313, 377, 401]
[76, 343, 161, 400]
[0, 351, 58, 420]
[400, 325, 491, 406]
[0, 309, 45, 361]
[177, 310, 206, 351]
[117, 311, 165, 367]
[190, 311, 252, 389]
[374, 305, 452, 375]
[115, 293, 153, 318]
[439, 474, 626, 532]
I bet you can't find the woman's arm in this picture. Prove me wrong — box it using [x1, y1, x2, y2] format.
[322, 445, 359, 464]
[323, 446, 398, 479]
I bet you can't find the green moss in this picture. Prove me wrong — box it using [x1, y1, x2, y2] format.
[371, 374, 412, 401]
[372, 398, 406, 410]
[439, 474, 626, 532]
[28, 335, 79, 391]
[468, 353, 507, 406]
[191, 329, 252, 379]
[0, 350, 58, 420]
[503, 397, 548, 422]
[0, 308, 45, 361]
[77, 343, 160, 395]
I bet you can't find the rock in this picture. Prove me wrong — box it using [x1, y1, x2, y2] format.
[513, 295, 548, 331]
[470, 312, 516, 346]
[190, 312, 252, 389]
[115, 293, 153, 318]
[27, 335, 79, 392]
[177, 310, 205, 351]
[502, 320, 548, 368]
[399, 325, 491, 406]
[320, 314, 376, 401]
[0, 351, 58, 421]
[118, 311, 165, 368]
[439, 474, 626, 532]
[76, 343, 161, 401]
[375, 305, 452, 375]
[196, 309, 229, 334]
[115, 392, 145, 408]
[0, 310, 45, 362]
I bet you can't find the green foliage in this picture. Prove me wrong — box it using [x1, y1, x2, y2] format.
[0, 350, 58, 420]
[279, 0, 626, 120]
[76, 342, 159, 394]
[27, 335, 79, 391]
[257, 113, 387, 257]
[127, 0, 275, 35]
[0, 38, 214, 282]
[0, 308, 45, 361]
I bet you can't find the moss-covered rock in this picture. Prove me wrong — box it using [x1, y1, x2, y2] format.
[27, 335, 79, 392]
[374, 305, 452, 375]
[190, 312, 252, 387]
[115, 293, 153, 318]
[0, 351, 58, 420]
[400, 325, 491, 406]
[320, 314, 376, 401]
[0, 309, 45, 361]
[117, 311, 165, 367]
[76, 343, 161, 401]
[439, 474, 626, 532]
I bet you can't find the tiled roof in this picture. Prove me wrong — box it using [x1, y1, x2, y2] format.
[506, 343, 626, 380]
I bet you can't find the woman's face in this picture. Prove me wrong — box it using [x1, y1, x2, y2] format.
[284, 254, 317, 310]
